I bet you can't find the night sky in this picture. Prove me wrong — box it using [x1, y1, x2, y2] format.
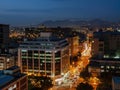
[0, 0, 120, 26]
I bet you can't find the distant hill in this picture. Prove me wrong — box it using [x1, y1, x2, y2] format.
[40, 19, 116, 27]
[41, 20, 88, 27]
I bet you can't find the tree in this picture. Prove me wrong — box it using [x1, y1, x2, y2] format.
[76, 83, 93, 90]
[28, 76, 53, 90]
[96, 72, 112, 90]
[96, 83, 112, 90]
[80, 65, 91, 80]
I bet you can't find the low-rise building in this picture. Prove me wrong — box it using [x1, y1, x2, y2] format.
[0, 66, 28, 90]
[88, 61, 101, 77]
[88, 58, 120, 75]
[112, 77, 120, 90]
[0, 54, 15, 70]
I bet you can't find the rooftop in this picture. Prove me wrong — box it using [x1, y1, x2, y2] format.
[0, 66, 26, 89]
[6, 66, 19, 71]
[89, 61, 100, 67]
[0, 72, 14, 88]
[93, 31, 120, 39]
[20, 36, 69, 49]
[113, 77, 120, 84]
[0, 24, 9, 26]
[90, 58, 120, 62]
[0, 53, 13, 57]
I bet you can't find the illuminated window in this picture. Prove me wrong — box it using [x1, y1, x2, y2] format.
[101, 66, 104, 68]
[111, 66, 115, 69]
[101, 70, 104, 72]
[106, 66, 110, 69]
[22, 49, 27, 52]
[7, 58, 10, 62]
[106, 70, 109, 72]
[40, 64, 43, 66]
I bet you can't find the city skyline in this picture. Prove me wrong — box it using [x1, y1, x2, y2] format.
[0, 0, 120, 26]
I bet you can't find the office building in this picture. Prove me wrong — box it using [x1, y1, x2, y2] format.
[18, 33, 70, 78]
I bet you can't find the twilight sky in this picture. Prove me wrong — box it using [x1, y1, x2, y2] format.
[0, 0, 120, 26]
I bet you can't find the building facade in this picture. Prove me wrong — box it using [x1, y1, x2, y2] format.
[92, 31, 120, 58]
[0, 66, 28, 90]
[88, 58, 120, 74]
[18, 34, 70, 78]
[112, 77, 120, 90]
[0, 24, 9, 53]
[67, 36, 79, 57]
[91, 38, 104, 58]
[0, 54, 15, 70]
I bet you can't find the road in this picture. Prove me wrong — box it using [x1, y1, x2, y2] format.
[50, 41, 91, 90]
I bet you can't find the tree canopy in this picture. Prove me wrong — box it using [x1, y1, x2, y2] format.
[76, 82, 93, 90]
[28, 76, 53, 90]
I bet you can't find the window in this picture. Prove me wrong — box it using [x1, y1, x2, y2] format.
[55, 51, 61, 57]
[101, 66, 104, 68]
[106, 66, 110, 69]
[101, 70, 104, 72]
[99, 48, 103, 51]
[99, 44, 103, 47]
[111, 66, 115, 69]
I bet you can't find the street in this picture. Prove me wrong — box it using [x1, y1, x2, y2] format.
[50, 41, 91, 90]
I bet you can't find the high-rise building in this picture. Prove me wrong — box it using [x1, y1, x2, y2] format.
[92, 31, 120, 58]
[67, 36, 79, 57]
[0, 24, 9, 53]
[18, 33, 70, 78]
[91, 38, 104, 58]
[89, 30, 120, 76]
